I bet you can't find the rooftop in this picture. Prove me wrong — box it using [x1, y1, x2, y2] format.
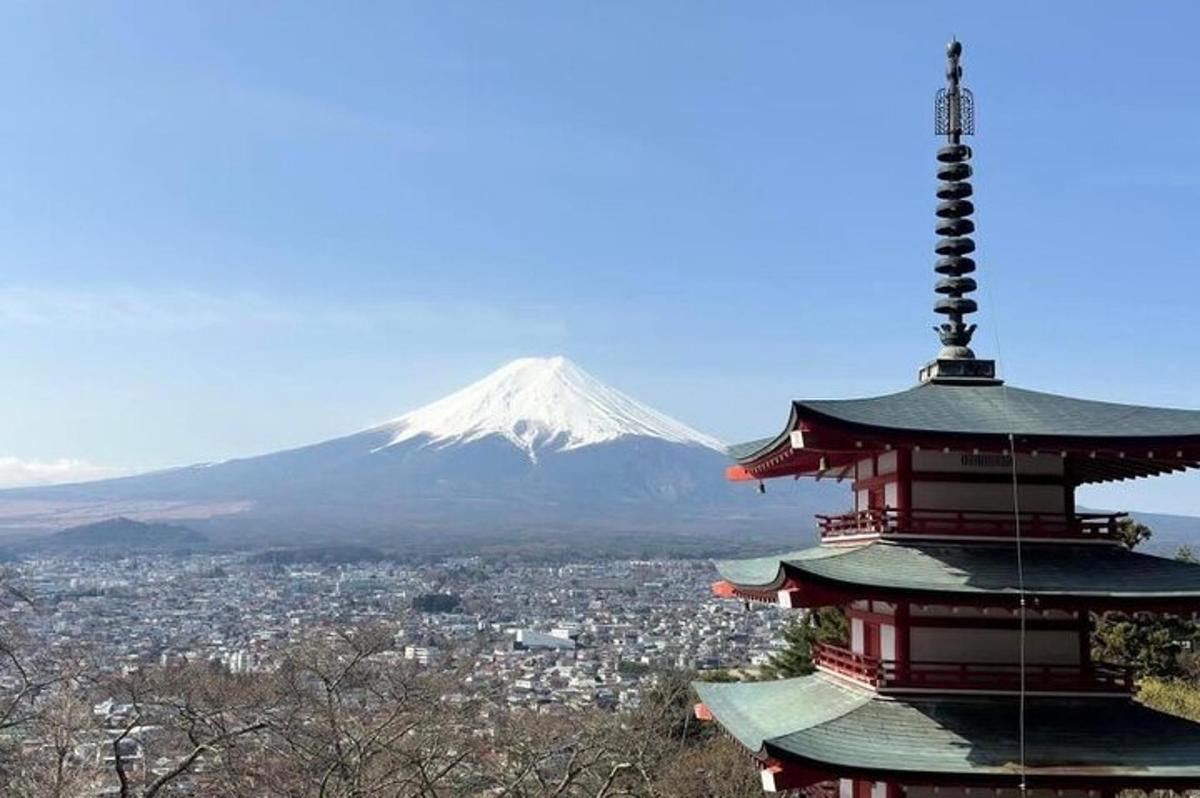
[695, 673, 1200, 787]
[714, 540, 1200, 608]
[729, 382, 1200, 484]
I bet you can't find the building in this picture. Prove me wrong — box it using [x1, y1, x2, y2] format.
[694, 41, 1200, 796]
[403, 644, 439, 666]
[513, 629, 578, 651]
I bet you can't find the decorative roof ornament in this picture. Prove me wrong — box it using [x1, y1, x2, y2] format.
[920, 39, 999, 385]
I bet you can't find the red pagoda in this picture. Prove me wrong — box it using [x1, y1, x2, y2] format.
[694, 41, 1200, 796]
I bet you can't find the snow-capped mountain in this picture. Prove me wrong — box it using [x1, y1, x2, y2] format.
[378, 356, 724, 459]
[0, 357, 837, 546]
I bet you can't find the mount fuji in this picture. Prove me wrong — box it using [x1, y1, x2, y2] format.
[378, 356, 725, 461]
[0, 357, 838, 550]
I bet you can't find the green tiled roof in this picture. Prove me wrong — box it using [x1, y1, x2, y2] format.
[716, 541, 1200, 600]
[693, 673, 869, 752]
[695, 674, 1200, 780]
[730, 382, 1200, 462]
[726, 436, 775, 460]
[715, 546, 844, 590]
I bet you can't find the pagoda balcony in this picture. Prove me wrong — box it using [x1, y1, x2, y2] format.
[816, 507, 1126, 542]
[812, 642, 1134, 694]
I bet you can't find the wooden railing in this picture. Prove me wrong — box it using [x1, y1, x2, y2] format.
[881, 660, 1134, 693]
[811, 641, 882, 685]
[816, 508, 1126, 541]
[812, 642, 1133, 693]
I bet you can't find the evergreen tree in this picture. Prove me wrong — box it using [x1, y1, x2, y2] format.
[1113, 516, 1153, 550]
[1092, 519, 1200, 680]
[761, 607, 848, 680]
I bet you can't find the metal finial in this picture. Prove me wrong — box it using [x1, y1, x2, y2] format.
[936, 40, 974, 140]
[932, 39, 978, 361]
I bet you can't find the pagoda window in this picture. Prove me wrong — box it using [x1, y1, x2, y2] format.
[880, 622, 897, 661]
[854, 455, 903, 513]
[849, 606, 896, 661]
[882, 481, 898, 509]
[856, 457, 876, 480]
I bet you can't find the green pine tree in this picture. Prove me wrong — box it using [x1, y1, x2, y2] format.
[1093, 520, 1200, 680]
[1113, 516, 1153, 550]
[761, 607, 848, 680]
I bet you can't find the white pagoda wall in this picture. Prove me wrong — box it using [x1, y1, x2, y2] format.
[909, 627, 1080, 665]
[910, 451, 1066, 515]
[909, 481, 1064, 514]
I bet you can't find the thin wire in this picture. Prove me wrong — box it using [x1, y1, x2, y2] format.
[984, 267, 1028, 795]
[1008, 431, 1027, 794]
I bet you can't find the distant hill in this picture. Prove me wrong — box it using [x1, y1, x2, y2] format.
[41, 517, 208, 552]
[1123, 510, 1200, 556]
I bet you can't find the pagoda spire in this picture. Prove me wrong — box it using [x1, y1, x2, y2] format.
[920, 39, 998, 384]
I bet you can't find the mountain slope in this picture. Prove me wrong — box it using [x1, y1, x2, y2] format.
[0, 357, 838, 544]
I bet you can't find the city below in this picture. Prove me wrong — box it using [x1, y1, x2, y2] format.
[8, 551, 778, 713]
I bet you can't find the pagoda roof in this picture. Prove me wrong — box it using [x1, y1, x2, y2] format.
[716, 540, 1200, 609]
[694, 674, 1200, 787]
[730, 382, 1200, 483]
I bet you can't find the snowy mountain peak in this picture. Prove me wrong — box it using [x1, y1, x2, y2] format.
[378, 356, 724, 459]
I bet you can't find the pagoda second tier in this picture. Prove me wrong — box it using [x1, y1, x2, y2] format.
[713, 539, 1200, 611]
[693, 674, 1200, 792]
[709, 540, 1200, 703]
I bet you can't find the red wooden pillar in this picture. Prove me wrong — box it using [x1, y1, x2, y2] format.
[896, 449, 913, 533]
[896, 449, 913, 512]
[895, 601, 911, 671]
[1064, 476, 1077, 531]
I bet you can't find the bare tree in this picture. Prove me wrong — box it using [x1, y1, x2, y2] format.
[261, 625, 483, 797]
[100, 662, 271, 797]
[0, 614, 765, 798]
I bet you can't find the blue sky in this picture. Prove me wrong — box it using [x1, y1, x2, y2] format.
[1, 2, 1198, 513]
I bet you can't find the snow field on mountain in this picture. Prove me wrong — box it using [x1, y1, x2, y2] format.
[378, 356, 724, 459]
